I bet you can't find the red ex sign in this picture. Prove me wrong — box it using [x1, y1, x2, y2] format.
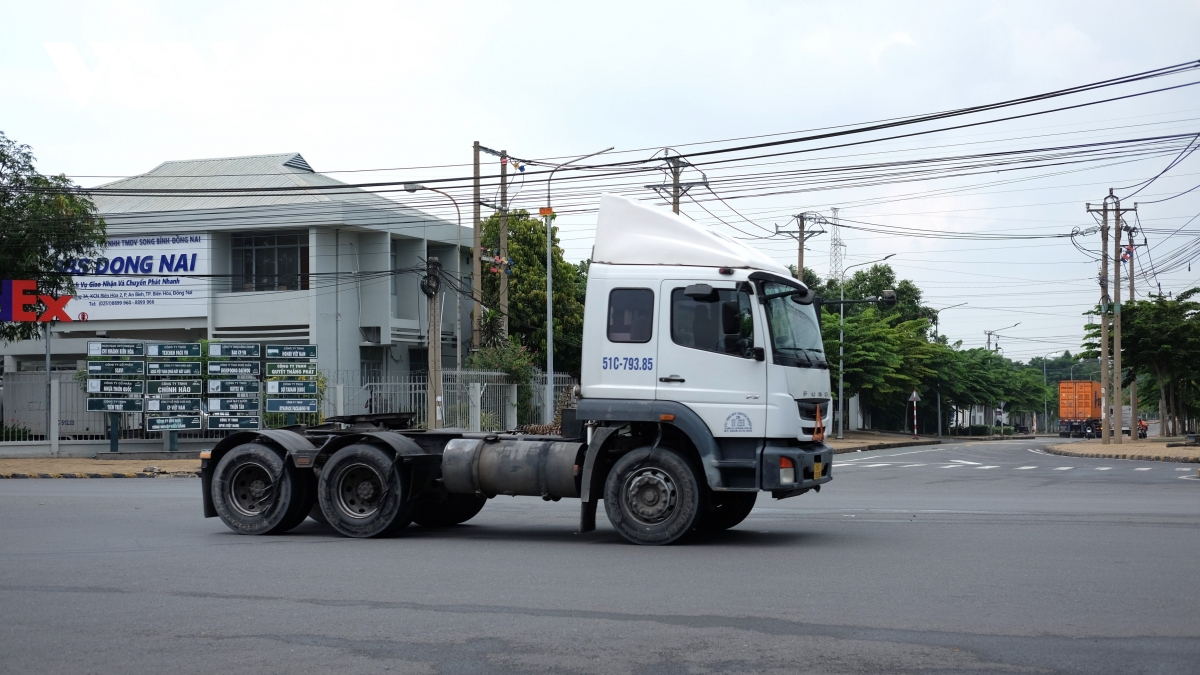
[0, 280, 74, 322]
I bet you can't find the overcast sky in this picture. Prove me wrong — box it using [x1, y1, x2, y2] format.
[3, 0, 1199, 362]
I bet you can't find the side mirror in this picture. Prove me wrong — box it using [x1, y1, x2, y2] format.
[752, 347, 765, 362]
[880, 289, 897, 307]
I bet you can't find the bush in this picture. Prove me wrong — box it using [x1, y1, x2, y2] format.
[467, 341, 537, 424]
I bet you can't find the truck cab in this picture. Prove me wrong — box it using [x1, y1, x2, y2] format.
[574, 194, 834, 541]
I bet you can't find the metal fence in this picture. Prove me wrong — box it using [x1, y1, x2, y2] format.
[0, 369, 577, 444]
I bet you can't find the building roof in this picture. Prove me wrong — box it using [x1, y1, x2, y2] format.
[90, 152, 399, 215]
[591, 194, 790, 275]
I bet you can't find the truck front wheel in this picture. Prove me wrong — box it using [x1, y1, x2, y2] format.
[317, 444, 413, 538]
[603, 446, 702, 545]
[211, 443, 308, 535]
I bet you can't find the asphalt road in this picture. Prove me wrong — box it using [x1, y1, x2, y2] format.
[1, 437, 1197, 674]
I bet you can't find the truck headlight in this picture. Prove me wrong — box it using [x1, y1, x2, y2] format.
[780, 457, 796, 484]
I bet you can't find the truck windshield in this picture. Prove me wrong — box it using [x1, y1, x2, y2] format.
[761, 281, 826, 368]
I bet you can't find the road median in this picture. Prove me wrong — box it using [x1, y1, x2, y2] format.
[0, 458, 200, 478]
[1045, 441, 1200, 463]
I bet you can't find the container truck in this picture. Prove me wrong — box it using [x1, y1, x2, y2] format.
[1058, 380, 1102, 438]
[200, 194, 835, 545]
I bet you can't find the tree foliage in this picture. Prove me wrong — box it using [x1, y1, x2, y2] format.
[0, 131, 106, 343]
[479, 210, 587, 375]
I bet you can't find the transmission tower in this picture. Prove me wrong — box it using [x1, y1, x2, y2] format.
[829, 207, 845, 284]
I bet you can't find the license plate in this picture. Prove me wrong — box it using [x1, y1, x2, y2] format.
[814, 462, 823, 479]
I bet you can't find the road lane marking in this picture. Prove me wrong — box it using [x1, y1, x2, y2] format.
[1134, 468, 1151, 471]
[1095, 467, 1112, 471]
[1015, 466, 1037, 470]
[1027, 448, 1051, 455]
[1175, 468, 1191, 471]
[899, 464, 926, 468]
[1054, 467, 1074, 471]
[939, 465, 964, 468]
[977, 465, 999, 469]
[950, 459, 982, 465]
[863, 463, 893, 467]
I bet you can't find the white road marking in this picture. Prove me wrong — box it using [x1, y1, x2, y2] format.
[863, 463, 893, 468]
[1054, 467, 1074, 471]
[1027, 448, 1050, 455]
[1015, 466, 1037, 470]
[977, 465, 999, 469]
[1134, 468, 1151, 471]
[1175, 468, 1191, 471]
[1095, 467, 1112, 471]
[899, 464, 926, 468]
[950, 459, 982, 465]
[939, 464, 964, 468]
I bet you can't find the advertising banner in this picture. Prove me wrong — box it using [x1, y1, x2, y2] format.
[147, 380, 203, 396]
[208, 361, 260, 376]
[266, 345, 317, 359]
[87, 360, 145, 375]
[86, 398, 145, 412]
[266, 380, 318, 395]
[207, 380, 260, 394]
[266, 362, 316, 377]
[147, 361, 202, 376]
[209, 415, 261, 430]
[146, 416, 202, 431]
[62, 234, 208, 321]
[209, 398, 260, 412]
[146, 398, 201, 413]
[266, 398, 319, 413]
[87, 379, 144, 395]
[147, 343, 202, 357]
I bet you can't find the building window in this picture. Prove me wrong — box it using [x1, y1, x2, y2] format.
[607, 288, 654, 343]
[231, 232, 309, 292]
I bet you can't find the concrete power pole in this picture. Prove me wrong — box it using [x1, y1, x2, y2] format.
[1087, 198, 1112, 444]
[499, 150, 509, 338]
[1128, 222, 1138, 440]
[1112, 191, 1123, 446]
[472, 141, 482, 350]
[796, 213, 805, 279]
[668, 156, 683, 214]
[425, 257, 443, 429]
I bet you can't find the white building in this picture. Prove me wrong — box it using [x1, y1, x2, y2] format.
[1, 153, 472, 378]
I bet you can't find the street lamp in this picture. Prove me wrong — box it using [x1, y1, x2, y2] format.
[835, 253, 895, 439]
[929, 302, 967, 436]
[404, 183, 463, 378]
[540, 147, 612, 424]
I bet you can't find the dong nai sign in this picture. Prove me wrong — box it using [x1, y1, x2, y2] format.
[64, 234, 209, 321]
[0, 280, 74, 322]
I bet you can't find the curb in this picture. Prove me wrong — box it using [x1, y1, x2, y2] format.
[833, 440, 941, 454]
[1042, 445, 1200, 464]
[0, 472, 199, 479]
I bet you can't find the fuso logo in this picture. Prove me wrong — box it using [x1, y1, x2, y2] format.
[0, 280, 74, 323]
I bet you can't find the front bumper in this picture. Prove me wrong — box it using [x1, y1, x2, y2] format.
[762, 442, 833, 498]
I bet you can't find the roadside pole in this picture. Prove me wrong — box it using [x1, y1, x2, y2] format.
[44, 321, 51, 447]
[472, 141, 482, 349]
[1112, 192, 1123, 446]
[425, 257, 443, 429]
[1127, 219, 1139, 440]
[499, 151, 509, 338]
[1087, 198, 1112, 445]
[909, 390, 920, 439]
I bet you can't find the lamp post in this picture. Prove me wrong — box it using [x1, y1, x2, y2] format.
[930, 302, 966, 436]
[541, 147, 612, 424]
[836, 254, 895, 439]
[405, 183, 463, 378]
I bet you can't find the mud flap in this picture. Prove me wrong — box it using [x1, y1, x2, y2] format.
[578, 426, 620, 533]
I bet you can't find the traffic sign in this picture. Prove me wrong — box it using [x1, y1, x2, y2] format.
[909, 390, 921, 402]
[87, 360, 145, 375]
[208, 361, 261, 376]
[87, 379, 144, 395]
[265, 344, 317, 359]
[207, 379, 261, 394]
[86, 398, 144, 412]
[147, 380, 203, 396]
[266, 380, 318, 395]
[147, 342, 201, 357]
[208, 398, 260, 412]
[266, 362, 317, 377]
[208, 415, 261, 430]
[145, 398, 201, 413]
[208, 342, 260, 358]
[146, 415, 201, 431]
[266, 398, 319, 413]
[87, 341, 143, 357]
[148, 361, 202, 376]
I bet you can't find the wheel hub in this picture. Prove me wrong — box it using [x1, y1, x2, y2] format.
[624, 469, 677, 524]
[228, 462, 272, 518]
[335, 463, 385, 519]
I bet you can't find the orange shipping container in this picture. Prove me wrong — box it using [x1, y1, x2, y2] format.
[1058, 380, 1102, 420]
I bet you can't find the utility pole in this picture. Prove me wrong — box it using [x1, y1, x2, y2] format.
[1087, 198, 1112, 444]
[424, 257, 443, 429]
[796, 213, 805, 277]
[472, 141, 481, 350]
[1112, 190, 1123, 446]
[668, 156, 683, 214]
[1128, 221, 1138, 440]
[499, 150, 509, 338]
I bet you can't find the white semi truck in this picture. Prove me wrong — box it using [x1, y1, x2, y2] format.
[200, 194, 835, 545]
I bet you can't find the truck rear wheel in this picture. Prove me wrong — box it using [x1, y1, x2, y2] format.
[317, 444, 413, 538]
[412, 493, 488, 527]
[211, 443, 308, 535]
[603, 446, 702, 545]
[703, 491, 757, 531]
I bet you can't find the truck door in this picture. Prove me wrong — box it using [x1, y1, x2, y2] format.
[655, 280, 766, 438]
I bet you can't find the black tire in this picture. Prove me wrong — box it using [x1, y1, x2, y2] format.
[702, 491, 757, 531]
[308, 502, 329, 525]
[412, 492, 487, 527]
[317, 444, 413, 538]
[603, 446, 702, 545]
[276, 465, 316, 532]
[211, 443, 307, 535]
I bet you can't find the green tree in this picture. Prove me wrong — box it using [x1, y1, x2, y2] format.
[1, 131, 106, 342]
[479, 210, 586, 375]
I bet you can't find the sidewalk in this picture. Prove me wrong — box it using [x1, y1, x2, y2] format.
[1046, 439, 1200, 463]
[0, 458, 200, 478]
[825, 431, 941, 454]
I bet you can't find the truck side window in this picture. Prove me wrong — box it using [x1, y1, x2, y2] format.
[607, 288, 654, 343]
[670, 287, 755, 358]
